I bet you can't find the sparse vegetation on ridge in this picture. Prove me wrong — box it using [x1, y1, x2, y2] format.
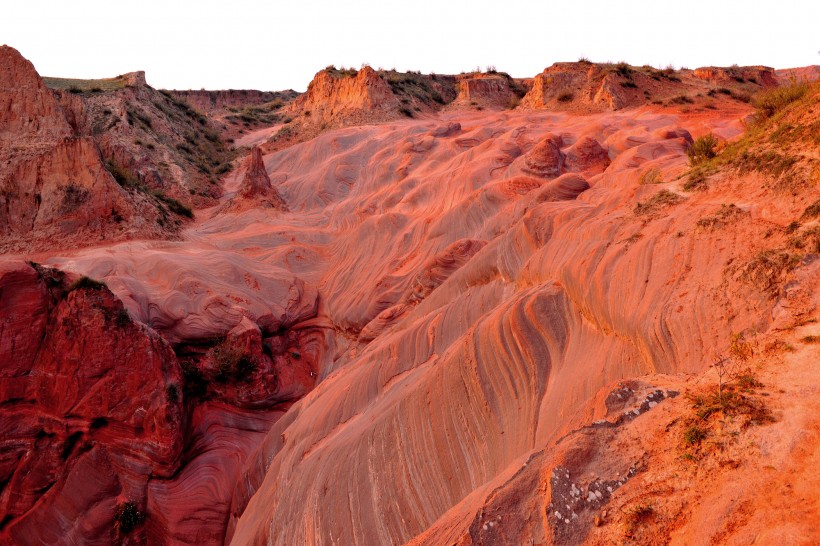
[634, 189, 682, 216]
[209, 339, 258, 383]
[68, 275, 107, 292]
[114, 501, 145, 534]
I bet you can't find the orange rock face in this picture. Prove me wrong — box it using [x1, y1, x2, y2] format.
[228, 146, 288, 210]
[450, 73, 521, 110]
[287, 65, 400, 127]
[0, 46, 176, 252]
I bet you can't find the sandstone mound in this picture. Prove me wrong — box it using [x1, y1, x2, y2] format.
[449, 72, 526, 110]
[522, 133, 565, 178]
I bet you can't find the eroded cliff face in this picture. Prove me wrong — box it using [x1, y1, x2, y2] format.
[449, 73, 525, 110]
[0, 46, 232, 253]
[287, 66, 400, 127]
[0, 46, 159, 252]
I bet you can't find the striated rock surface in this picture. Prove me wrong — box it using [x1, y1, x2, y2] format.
[214, 99, 812, 544]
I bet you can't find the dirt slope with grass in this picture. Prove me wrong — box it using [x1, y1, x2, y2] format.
[0, 45, 240, 252]
[1, 50, 819, 545]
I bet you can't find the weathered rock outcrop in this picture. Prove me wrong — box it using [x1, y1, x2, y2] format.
[0, 261, 181, 544]
[0, 256, 322, 544]
[222, 147, 288, 212]
[450, 73, 523, 110]
[520, 61, 771, 111]
[287, 65, 400, 126]
[693, 65, 777, 86]
[0, 46, 168, 252]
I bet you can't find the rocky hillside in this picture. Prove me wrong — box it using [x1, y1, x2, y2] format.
[0, 47, 171, 252]
[167, 88, 301, 141]
[520, 61, 777, 111]
[48, 72, 236, 207]
[263, 62, 789, 151]
[0, 46, 239, 252]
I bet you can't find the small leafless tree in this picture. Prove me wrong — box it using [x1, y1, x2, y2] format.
[711, 353, 736, 402]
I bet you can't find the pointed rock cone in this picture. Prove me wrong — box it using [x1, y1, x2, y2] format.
[237, 147, 288, 210]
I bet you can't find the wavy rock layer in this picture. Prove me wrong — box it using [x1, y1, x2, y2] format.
[174, 107, 786, 545]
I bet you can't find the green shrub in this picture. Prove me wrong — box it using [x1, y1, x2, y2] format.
[151, 191, 194, 218]
[106, 161, 142, 190]
[614, 62, 632, 79]
[802, 199, 820, 220]
[114, 501, 145, 534]
[687, 133, 718, 166]
[683, 424, 707, 445]
[754, 80, 809, 120]
[68, 275, 107, 292]
[210, 340, 258, 383]
[639, 168, 663, 185]
[181, 362, 208, 398]
[634, 189, 682, 216]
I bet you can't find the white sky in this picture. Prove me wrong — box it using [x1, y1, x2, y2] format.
[2, 0, 818, 91]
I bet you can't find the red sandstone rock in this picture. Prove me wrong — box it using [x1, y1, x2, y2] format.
[0, 45, 71, 142]
[229, 147, 288, 210]
[450, 73, 520, 110]
[286, 65, 400, 128]
[523, 133, 565, 178]
[693, 65, 777, 86]
[564, 135, 610, 175]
